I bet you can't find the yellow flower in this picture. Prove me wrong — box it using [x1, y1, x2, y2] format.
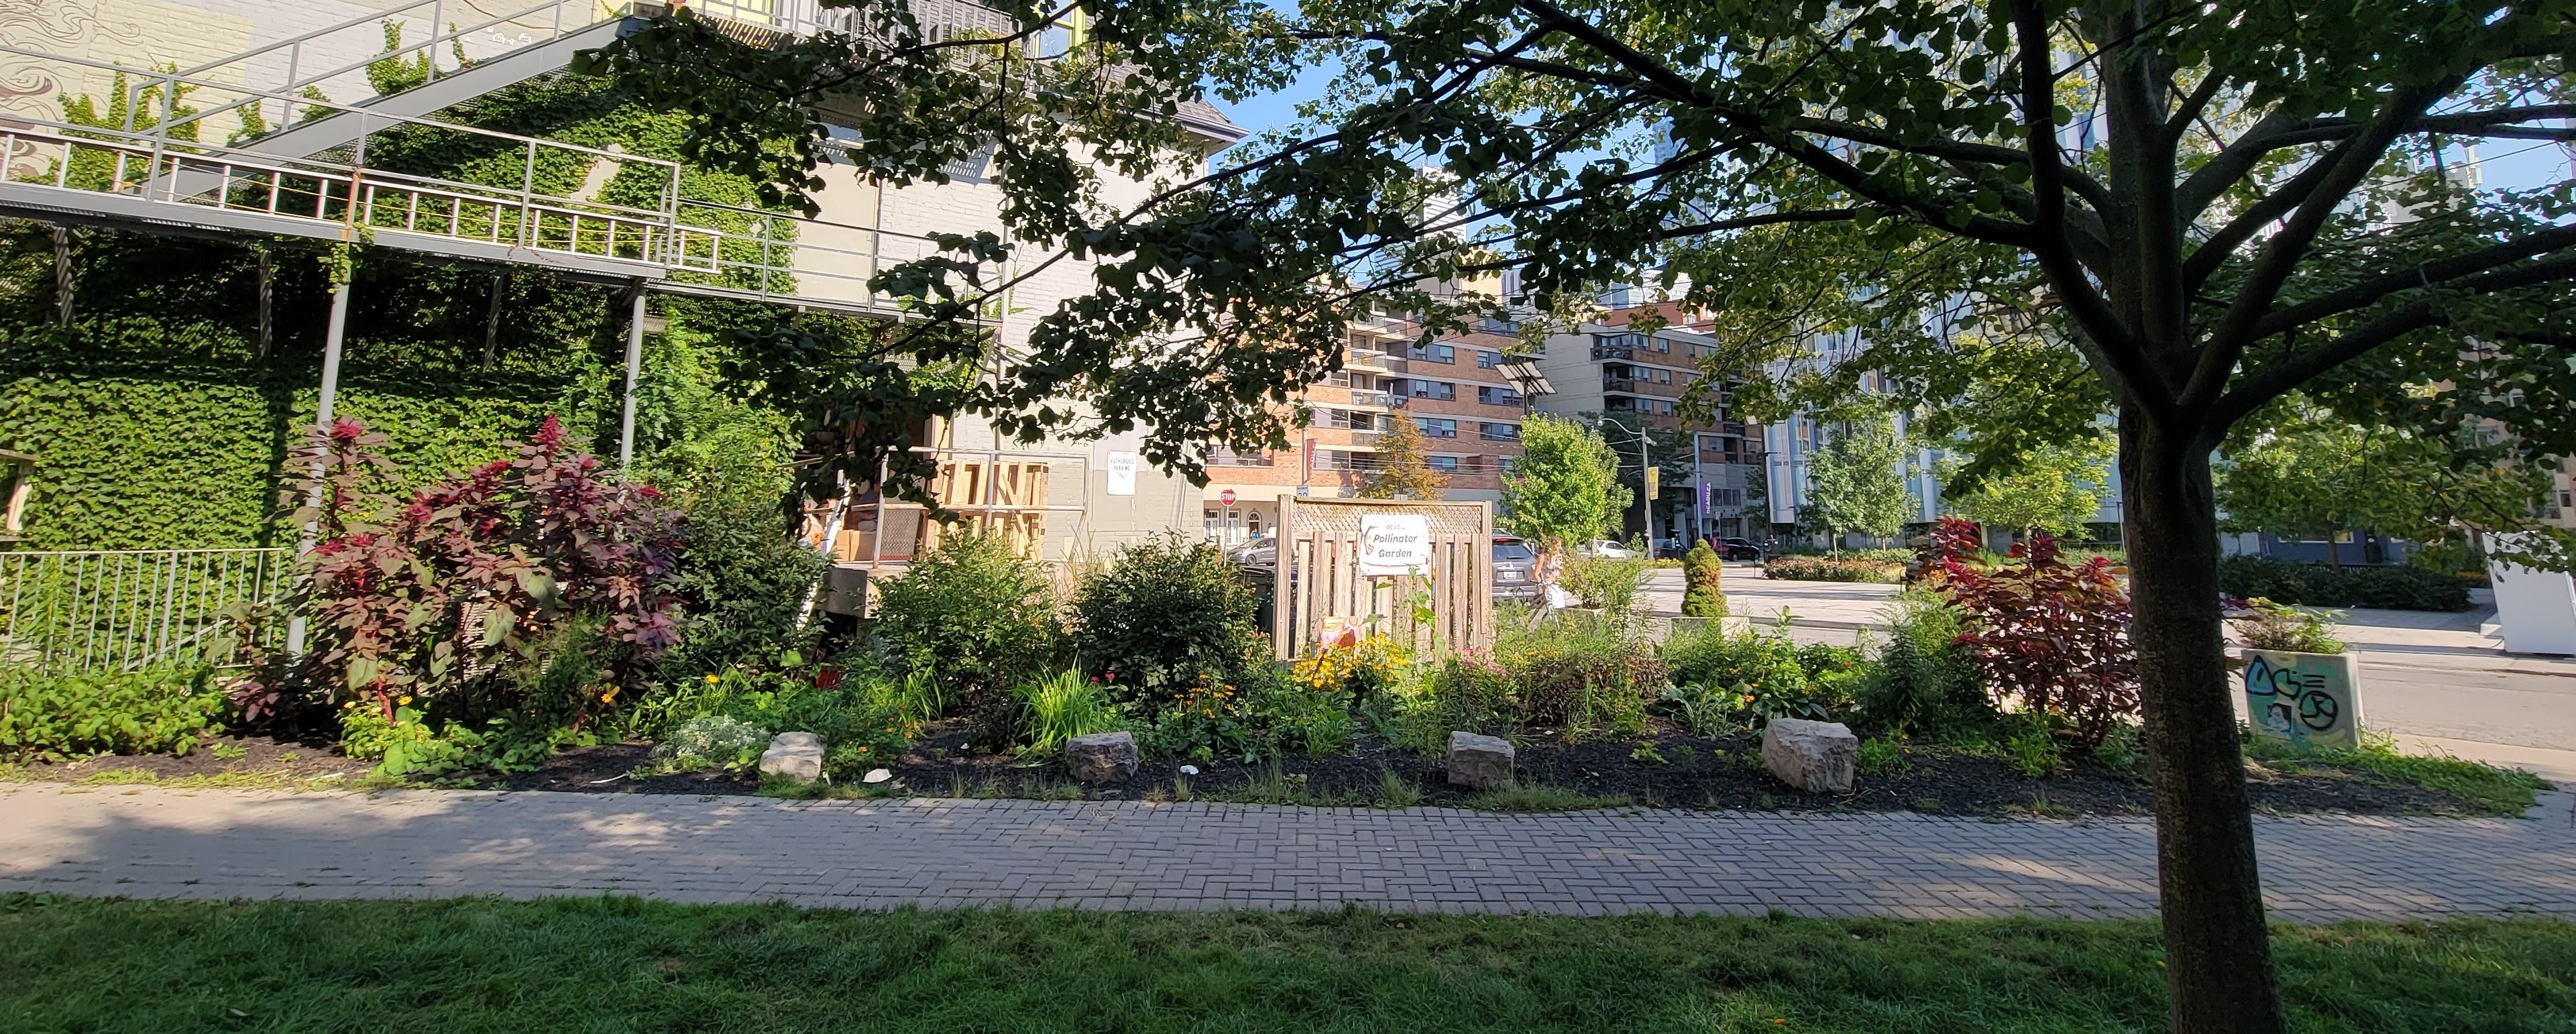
[397, 695, 413, 705]
[706, 674, 721, 684]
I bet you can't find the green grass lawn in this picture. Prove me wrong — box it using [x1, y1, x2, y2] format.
[3, 896, 2569, 1032]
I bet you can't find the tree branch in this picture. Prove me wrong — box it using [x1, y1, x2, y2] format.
[2251, 228, 2576, 339]
[2011, 0, 2158, 412]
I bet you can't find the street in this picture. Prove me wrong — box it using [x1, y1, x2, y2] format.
[1643, 566, 2576, 781]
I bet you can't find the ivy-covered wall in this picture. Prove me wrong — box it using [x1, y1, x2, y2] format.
[0, 73, 799, 551]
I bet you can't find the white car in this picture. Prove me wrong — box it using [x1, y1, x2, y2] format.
[1575, 538, 1638, 559]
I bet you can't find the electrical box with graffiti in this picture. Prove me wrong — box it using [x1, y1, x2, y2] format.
[2240, 649, 2365, 751]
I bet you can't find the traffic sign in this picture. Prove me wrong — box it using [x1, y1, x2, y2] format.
[1220, 489, 1237, 506]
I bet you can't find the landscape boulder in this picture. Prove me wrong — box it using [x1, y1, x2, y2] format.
[1066, 732, 1140, 784]
[1446, 731, 1516, 790]
[1760, 718, 1858, 793]
[758, 732, 826, 783]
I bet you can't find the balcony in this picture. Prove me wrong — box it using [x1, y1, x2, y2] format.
[1590, 344, 1636, 361]
[1347, 389, 1394, 408]
[1602, 377, 1644, 394]
[1345, 347, 1402, 372]
[1345, 430, 1384, 448]
[1208, 451, 1276, 467]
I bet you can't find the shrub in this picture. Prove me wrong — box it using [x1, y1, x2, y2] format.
[2215, 555, 2471, 612]
[1854, 591, 1991, 736]
[1657, 620, 1846, 727]
[1072, 534, 1261, 712]
[651, 715, 773, 772]
[1142, 677, 1254, 764]
[0, 665, 227, 761]
[1496, 616, 1666, 737]
[1289, 634, 1409, 705]
[643, 667, 909, 778]
[1243, 660, 1356, 757]
[1015, 670, 1125, 755]
[872, 533, 1060, 742]
[1563, 548, 1651, 612]
[1422, 650, 1518, 737]
[1763, 555, 1905, 583]
[1856, 735, 1907, 776]
[1922, 518, 2138, 747]
[228, 418, 686, 746]
[1681, 541, 1728, 618]
[2228, 597, 2347, 654]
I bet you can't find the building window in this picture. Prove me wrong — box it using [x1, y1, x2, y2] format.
[1412, 343, 1456, 363]
[1654, 368, 1671, 384]
[1477, 385, 1522, 406]
[1498, 456, 1519, 475]
[1477, 349, 1502, 368]
[1424, 455, 1461, 473]
[1407, 380, 1457, 400]
[1481, 422, 1520, 441]
[1416, 417, 1459, 438]
[1653, 337, 1670, 352]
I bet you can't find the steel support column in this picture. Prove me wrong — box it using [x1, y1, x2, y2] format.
[616, 282, 646, 469]
[285, 278, 353, 656]
[51, 225, 71, 327]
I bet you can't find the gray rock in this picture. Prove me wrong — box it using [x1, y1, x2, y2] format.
[1760, 717, 1858, 793]
[759, 731, 826, 783]
[1066, 731, 1139, 784]
[1446, 731, 1516, 789]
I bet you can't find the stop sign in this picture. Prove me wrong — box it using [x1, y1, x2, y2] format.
[1220, 489, 1237, 506]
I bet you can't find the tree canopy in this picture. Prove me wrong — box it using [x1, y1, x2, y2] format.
[1944, 438, 2114, 540]
[1799, 416, 1913, 550]
[1500, 413, 1628, 546]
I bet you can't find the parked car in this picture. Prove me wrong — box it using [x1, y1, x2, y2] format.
[1492, 535, 1541, 601]
[1575, 538, 1638, 559]
[1713, 536, 1766, 562]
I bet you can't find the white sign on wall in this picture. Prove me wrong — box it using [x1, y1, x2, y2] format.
[1357, 513, 1433, 576]
[1105, 451, 1137, 496]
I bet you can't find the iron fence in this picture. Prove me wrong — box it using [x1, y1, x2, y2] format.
[0, 549, 289, 673]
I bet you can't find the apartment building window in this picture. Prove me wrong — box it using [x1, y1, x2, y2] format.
[1654, 368, 1671, 384]
[1406, 380, 1457, 400]
[1653, 337, 1670, 352]
[1416, 417, 1459, 438]
[1477, 385, 1522, 406]
[1477, 349, 1502, 368]
[1498, 456, 1518, 475]
[1481, 421, 1520, 441]
[1424, 455, 1461, 473]
[1411, 342, 1456, 363]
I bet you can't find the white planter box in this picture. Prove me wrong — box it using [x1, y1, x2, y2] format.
[2488, 536, 2576, 655]
[2240, 648, 2365, 751]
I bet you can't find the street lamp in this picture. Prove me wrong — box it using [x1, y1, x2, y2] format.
[1598, 416, 1659, 551]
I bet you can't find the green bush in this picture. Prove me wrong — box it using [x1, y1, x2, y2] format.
[0, 665, 229, 761]
[871, 534, 1060, 740]
[1243, 660, 1356, 757]
[2216, 555, 2471, 612]
[1562, 548, 1651, 612]
[1494, 615, 1666, 738]
[1657, 620, 1854, 732]
[1680, 541, 1728, 618]
[1071, 534, 1261, 713]
[640, 667, 909, 778]
[1854, 591, 1991, 736]
[1764, 555, 1906, 583]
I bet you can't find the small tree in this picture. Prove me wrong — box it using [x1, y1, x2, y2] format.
[1944, 439, 2115, 542]
[1358, 414, 1451, 500]
[1681, 540, 1727, 618]
[1799, 416, 1911, 555]
[2216, 400, 2551, 569]
[1500, 414, 1629, 549]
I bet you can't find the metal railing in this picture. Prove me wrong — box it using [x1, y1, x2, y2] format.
[0, 549, 288, 673]
[1, 46, 972, 314]
[154, 0, 608, 139]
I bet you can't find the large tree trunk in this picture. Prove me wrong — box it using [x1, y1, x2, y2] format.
[2120, 412, 2286, 1034]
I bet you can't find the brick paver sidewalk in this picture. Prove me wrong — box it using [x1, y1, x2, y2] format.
[5, 785, 2572, 920]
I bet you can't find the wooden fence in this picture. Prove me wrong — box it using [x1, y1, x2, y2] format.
[1271, 497, 1492, 660]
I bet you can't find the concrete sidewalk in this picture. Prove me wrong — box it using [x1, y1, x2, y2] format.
[4, 785, 2573, 921]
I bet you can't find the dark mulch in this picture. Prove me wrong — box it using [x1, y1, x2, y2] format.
[463, 720, 2502, 818]
[11, 734, 353, 785]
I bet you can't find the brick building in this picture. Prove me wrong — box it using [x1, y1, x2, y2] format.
[1199, 313, 1532, 544]
[1529, 304, 1767, 542]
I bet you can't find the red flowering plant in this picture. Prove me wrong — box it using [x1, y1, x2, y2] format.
[233, 416, 685, 742]
[1918, 516, 2139, 746]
